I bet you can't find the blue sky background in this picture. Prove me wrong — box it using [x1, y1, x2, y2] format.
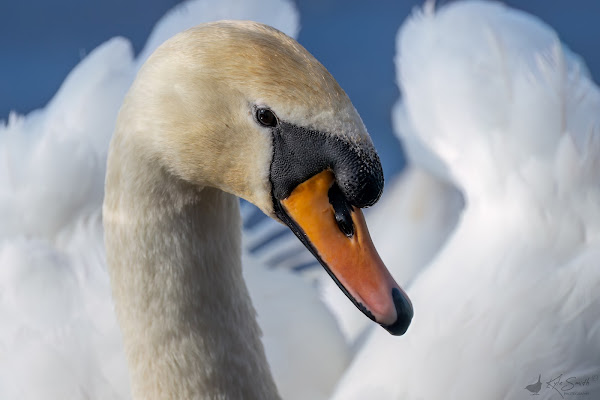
[2, 0, 599, 179]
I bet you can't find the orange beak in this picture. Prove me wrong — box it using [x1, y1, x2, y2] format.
[275, 170, 413, 335]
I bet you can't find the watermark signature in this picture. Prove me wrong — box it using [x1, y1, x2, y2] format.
[525, 373, 599, 398]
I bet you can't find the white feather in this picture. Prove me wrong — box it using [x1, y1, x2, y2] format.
[332, 2, 600, 399]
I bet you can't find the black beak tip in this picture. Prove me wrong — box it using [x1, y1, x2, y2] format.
[381, 287, 414, 336]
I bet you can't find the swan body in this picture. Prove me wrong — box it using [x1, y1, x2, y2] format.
[332, 1, 600, 399]
[242, 253, 350, 400]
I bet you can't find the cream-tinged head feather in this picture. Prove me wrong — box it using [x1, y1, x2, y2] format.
[112, 20, 371, 215]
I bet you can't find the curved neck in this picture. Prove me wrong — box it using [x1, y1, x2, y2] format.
[103, 142, 279, 399]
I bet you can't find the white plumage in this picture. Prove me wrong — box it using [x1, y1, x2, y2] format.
[4, 1, 599, 398]
[332, 1, 600, 399]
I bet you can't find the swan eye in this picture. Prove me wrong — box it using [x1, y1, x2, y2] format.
[256, 108, 278, 127]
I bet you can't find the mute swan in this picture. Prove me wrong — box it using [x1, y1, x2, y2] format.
[332, 1, 600, 399]
[103, 19, 412, 399]
[0, 1, 406, 399]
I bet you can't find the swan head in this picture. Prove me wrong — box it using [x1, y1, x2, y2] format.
[112, 21, 412, 335]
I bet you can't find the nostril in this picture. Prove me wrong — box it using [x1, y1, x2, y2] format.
[328, 182, 355, 238]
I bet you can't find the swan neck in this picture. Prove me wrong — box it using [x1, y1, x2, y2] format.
[103, 153, 279, 399]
